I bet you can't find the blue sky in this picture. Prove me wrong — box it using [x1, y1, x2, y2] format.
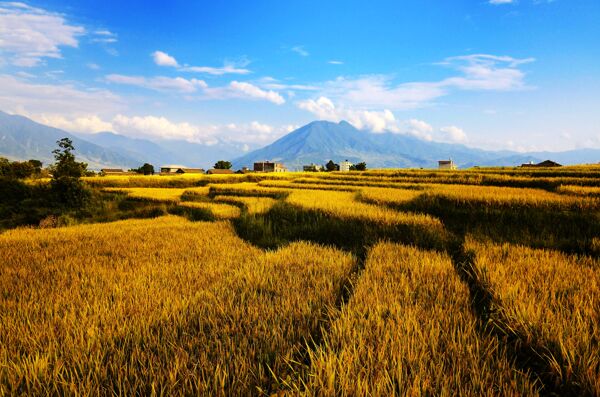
[1, 0, 599, 151]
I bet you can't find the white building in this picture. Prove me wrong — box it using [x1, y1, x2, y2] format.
[438, 159, 457, 170]
[340, 160, 353, 172]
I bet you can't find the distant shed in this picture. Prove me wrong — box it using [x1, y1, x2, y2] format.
[207, 169, 234, 174]
[521, 160, 562, 168]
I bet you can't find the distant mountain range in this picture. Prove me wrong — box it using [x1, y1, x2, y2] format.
[233, 120, 600, 169]
[0, 111, 598, 170]
[0, 111, 252, 169]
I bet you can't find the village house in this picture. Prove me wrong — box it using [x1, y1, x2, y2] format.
[521, 160, 562, 168]
[100, 168, 129, 176]
[160, 166, 205, 174]
[303, 163, 324, 172]
[206, 169, 234, 174]
[253, 161, 287, 173]
[438, 159, 458, 170]
[340, 160, 353, 172]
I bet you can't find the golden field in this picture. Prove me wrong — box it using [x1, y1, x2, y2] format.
[1, 166, 599, 395]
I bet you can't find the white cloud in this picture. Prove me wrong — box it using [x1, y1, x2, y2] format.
[0, 74, 122, 116]
[405, 119, 434, 140]
[106, 74, 207, 93]
[87, 63, 100, 70]
[112, 114, 205, 142]
[152, 50, 251, 75]
[489, 0, 515, 4]
[180, 64, 251, 75]
[152, 50, 179, 67]
[228, 81, 285, 104]
[440, 126, 468, 142]
[297, 96, 398, 132]
[291, 45, 309, 57]
[257, 77, 318, 91]
[0, 2, 85, 66]
[328, 60, 344, 65]
[91, 29, 117, 43]
[33, 113, 113, 133]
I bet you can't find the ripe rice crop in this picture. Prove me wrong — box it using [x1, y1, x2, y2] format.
[465, 238, 600, 394]
[0, 216, 355, 395]
[103, 187, 188, 202]
[178, 201, 241, 219]
[258, 180, 361, 191]
[295, 242, 540, 395]
[209, 182, 290, 198]
[556, 184, 600, 197]
[285, 189, 442, 228]
[357, 187, 424, 206]
[212, 195, 277, 214]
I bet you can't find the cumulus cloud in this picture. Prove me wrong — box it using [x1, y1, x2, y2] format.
[105, 74, 207, 93]
[405, 119, 434, 140]
[297, 96, 398, 132]
[228, 81, 285, 104]
[152, 50, 251, 75]
[0, 2, 85, 66]
[112, 114, 204, 141]
[32, 114, 113, 133]
[440, 125, 468, 142]
[152, 50, 179, 67]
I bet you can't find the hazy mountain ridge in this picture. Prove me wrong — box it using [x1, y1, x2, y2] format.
[1, 112, 598, 170]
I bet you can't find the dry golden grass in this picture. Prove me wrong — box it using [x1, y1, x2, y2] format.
[209, 182, 291, 197]
[0, 216, 355, 395]
[178, 201, 241, 219]
[213, 195, 277, 214]
[258, 179, 361, 192]
[295, 242, 540, 396]
[466, 238, 600, 394]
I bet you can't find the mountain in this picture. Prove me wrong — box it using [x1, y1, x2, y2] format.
[0, 111, 140, 169]
[233, 120, 600, 169]
[79, 131, 252, 169]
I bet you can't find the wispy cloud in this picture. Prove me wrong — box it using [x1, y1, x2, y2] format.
[91, 29, 117, 43]
[291, 45, 309, 57]
[328, 60, 344, 65]
[0, 2, 84, 66]
[105, 74, 207, 93]
[151, 50, 251, 75]
[489, 0, 515, 4]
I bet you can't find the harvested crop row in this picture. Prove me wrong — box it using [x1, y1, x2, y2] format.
[295, 242, 541, 396]
[466, 238, 600, 395]
[0, 216, 355, 395]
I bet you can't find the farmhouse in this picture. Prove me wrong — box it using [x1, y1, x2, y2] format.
[206, 169, 234, 174]
[340, 160, 353, 172]
[303, 163, 324, 172]
[100, 168, 126, 175]
[160, 166, 205, 174]
[438, 159, 457, 170]
[253, 161, 287, 173]
[521, 160, 562, 168]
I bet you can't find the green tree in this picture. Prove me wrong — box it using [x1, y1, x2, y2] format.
[50, 138, 90, 208]
[214, 160, 232, 170]
[325, 160, 339, 172]
[51, 138, 87, 178]
[136, 163, 155, 175]
[354, 162, 367, 171]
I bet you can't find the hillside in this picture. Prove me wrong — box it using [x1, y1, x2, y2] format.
[233, 120, 599, 169]
[0, 111, 139, 169]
